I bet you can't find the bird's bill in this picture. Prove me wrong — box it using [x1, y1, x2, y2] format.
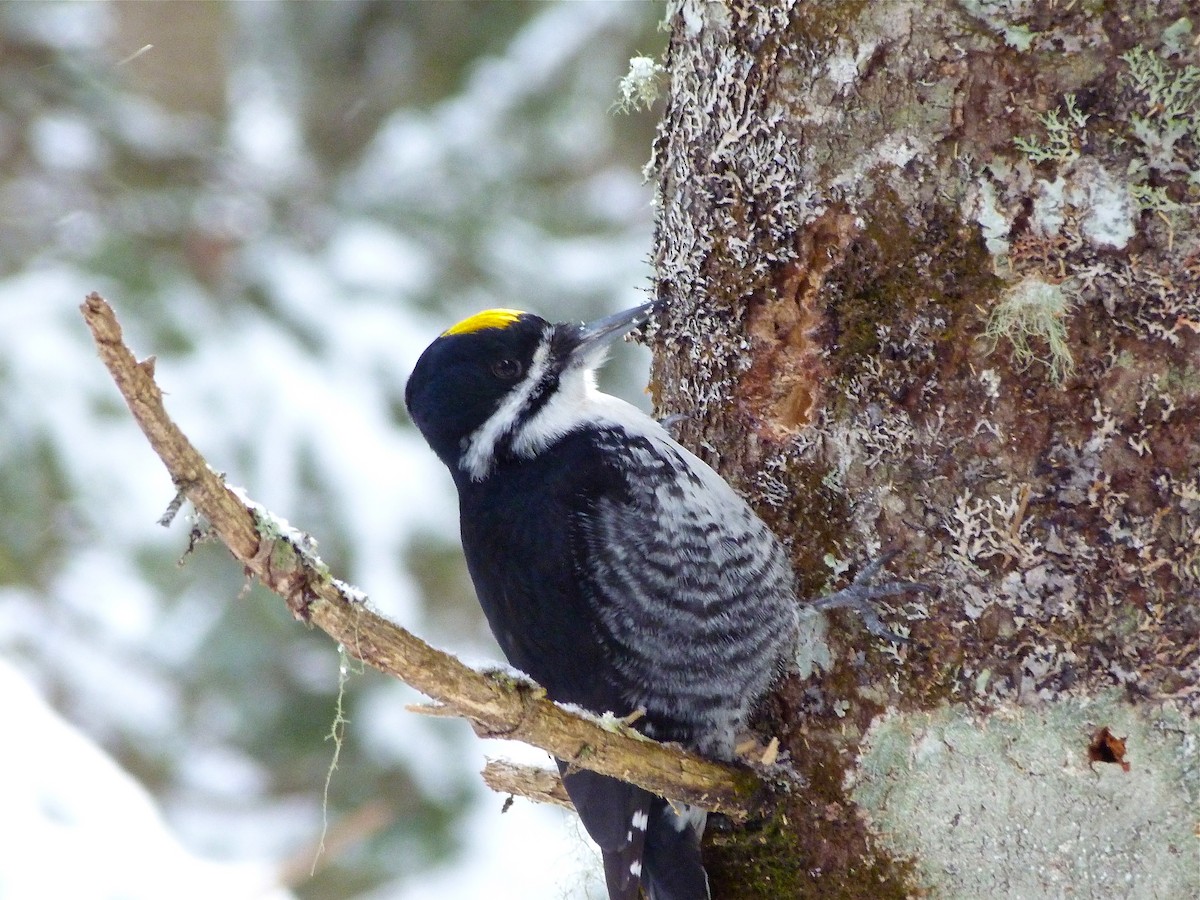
[573, 302, 656, 361]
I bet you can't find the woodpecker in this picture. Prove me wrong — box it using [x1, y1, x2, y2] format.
[405, 303, 912, 900]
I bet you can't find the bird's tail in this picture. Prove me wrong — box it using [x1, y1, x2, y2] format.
[642, 799, 709, 900]
[559, 764, 709, 900]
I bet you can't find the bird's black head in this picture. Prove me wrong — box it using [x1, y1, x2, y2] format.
[405, 309, 548, 469]
[405, 303, 653, 481]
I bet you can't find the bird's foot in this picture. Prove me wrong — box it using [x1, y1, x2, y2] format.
[809, 550, 933, 645]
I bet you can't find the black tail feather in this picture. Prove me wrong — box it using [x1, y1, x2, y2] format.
[559, 764, 709, 900]
[556, 768, 705, 900]
[643, 800, 709, 900]
[559, 764, 648, 900]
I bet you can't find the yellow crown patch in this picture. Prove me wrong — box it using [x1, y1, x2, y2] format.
[441, 308, 525, 337]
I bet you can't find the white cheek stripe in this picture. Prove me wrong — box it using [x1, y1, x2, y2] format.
[461, 337, 552, 480]
[508, 365, 597, 461]
[462, 343, 675, 482]
[631, 809, 649, 831]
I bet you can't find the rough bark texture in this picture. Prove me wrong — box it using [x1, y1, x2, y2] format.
[646, 2, 1198, 897]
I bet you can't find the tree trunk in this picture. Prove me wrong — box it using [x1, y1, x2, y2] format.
[647, 1, 1199, 897]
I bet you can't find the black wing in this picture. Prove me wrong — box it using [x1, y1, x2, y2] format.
[457, 426, 729, 900]
[457, 427, 632, 714]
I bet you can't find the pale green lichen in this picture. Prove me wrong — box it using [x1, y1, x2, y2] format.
[1066, 158, 1136, 249]
[959, 0, 1037, 51]
[1161, 17, 1194, 58]
[823, 552, 851, 580]
[1013, 94, 1088, 165]
[315, 642, 356, 873]
[1120, 45, 1200, 181]
[848, 697, 1200, 899]
[982, 275, 1076, 383]
[1129, 181, 1186, 224]
[793, 607, 833, 680]
[970, 177, 1012, 256]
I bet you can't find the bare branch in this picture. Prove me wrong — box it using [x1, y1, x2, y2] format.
[79, 291, 764, 821]
[481, 760, 575, 811]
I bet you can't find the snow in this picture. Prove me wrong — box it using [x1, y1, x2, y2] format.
[0, 0, 111, 49]
[0, 659, 293, 900]
[29, 113, 108, 172]
[383, 736, 607, 900]
[327, 222, 432, 294]
[228, 65, 309, 183]
[0, 2, 659, 897]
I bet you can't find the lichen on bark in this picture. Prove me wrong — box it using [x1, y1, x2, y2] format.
[645, 0, 1198, 895]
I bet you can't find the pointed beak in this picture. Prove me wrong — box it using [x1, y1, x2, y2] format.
[572, 302, 656, 363]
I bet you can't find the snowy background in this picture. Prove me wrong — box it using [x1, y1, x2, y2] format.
[0, 3, 661, 898]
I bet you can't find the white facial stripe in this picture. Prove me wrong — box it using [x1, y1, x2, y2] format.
[461, 334, 553, 481]
[507, 366, 597, 462]
[631, 809, 649, 831]
[462, 331, 666, 481]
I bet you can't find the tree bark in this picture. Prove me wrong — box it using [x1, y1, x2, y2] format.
[647, 1, 1198, 897]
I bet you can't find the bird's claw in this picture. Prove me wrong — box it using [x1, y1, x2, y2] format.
[809, 550, 933, 645]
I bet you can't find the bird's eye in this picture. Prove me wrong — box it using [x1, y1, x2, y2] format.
[491, 358, 523, 381]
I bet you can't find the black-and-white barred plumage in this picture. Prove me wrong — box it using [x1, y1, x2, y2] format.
[581, 427, 798, 753]
[407, 304, 836, 900]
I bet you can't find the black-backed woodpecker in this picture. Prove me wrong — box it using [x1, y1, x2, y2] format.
[405, 303, 913, 900]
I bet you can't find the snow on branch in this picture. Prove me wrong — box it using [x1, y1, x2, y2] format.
[79, 292, 764, 822]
